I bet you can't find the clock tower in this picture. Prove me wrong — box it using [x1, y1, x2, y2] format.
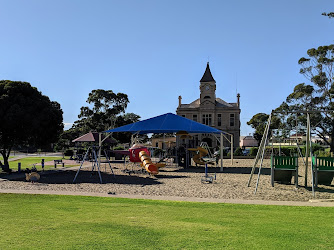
[176, 62, 241, 149]
[200, 62, 216, 107]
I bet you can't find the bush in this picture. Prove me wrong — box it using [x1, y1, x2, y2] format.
[314, 150, 331, 157]
[76, 149, 86, 155]
[234, 147, 243, 156]
[64, 149, 73, 157]
[250, 147, 258, 157]
[113, 146, 124, 150]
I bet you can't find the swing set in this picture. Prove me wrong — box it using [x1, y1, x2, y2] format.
[248, 110, 334, 197]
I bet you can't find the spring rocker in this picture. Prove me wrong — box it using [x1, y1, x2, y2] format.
[188, 142, 216, 183]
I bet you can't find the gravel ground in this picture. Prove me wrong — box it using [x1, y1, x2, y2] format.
[1, 159, 334, 202]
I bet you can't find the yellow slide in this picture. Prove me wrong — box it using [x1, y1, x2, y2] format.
[188, 147, 210, 165]
[139, 151, 163, 175]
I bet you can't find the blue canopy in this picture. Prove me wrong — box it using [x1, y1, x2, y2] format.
[105, 113, 223, 134]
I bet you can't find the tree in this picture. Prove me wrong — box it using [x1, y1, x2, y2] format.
[113, 112, 141, 143]
[67, 89, 140, 144]
[0, 80, 63, 171]
[247, 113, 280, 145]
[322, 12, 334, 18]
[75, 89, 129, 132]
[275, 45, 334, 151]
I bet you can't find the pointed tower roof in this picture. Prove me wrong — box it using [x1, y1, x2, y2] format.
[200, 62, 216, 82]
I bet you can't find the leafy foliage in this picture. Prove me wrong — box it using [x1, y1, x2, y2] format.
[75, 89, 129, 132]
[275, 45, 334, 151]
[247, 113, 280, 145]
[322, 12, 334, 18]
[0, 81, 63, 169]
[233, 147, 243, 156]
[60, 89, 141, 146]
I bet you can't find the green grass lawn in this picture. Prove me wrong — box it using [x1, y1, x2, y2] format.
[0, 194, 333, 249]
[0, 156, 14, 161]
[8, 157, 79, 171]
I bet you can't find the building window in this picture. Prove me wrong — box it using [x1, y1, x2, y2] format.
[230, 114, 235, 127]
[193, 114, 197, 122]
[217, 114, 222, 127]
[202, 114, 212, 126]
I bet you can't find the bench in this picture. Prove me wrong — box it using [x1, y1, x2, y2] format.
[54, 159, 64, 168]
[271, 156, 298, 187]
[312, 156, 334, 186]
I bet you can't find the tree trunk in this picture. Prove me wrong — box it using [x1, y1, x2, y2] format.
[0, 149, 11, 172]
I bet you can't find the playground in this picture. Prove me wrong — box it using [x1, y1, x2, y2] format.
[2, 157, 334, 203]
[2, 112, 334, 203]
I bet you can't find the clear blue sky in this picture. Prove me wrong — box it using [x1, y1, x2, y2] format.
[0, 0, 333, 135]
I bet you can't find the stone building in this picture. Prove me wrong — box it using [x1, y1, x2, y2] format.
[176, 62, 240, 149]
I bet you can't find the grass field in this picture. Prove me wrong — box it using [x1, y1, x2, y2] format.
[7, 157, 79, 171]
[0, 193, 333, 249]
[0, 156, 14, 161]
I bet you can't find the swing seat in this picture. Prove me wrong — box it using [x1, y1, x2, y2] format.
[312, 156, 334, 186]
[271, 156, 298, 187]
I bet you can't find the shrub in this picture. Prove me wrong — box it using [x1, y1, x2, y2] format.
[250, 147, 258, 157]
[64, 149, 73, 157]
[314, 150, 331, 157]
[234, 147, 243, 156]
[76, 149, 86, 155]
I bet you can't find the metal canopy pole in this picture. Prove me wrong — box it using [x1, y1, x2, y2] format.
[231, 134, 234, 165]
[220, 133, 224, 171]
[308, 115, 315, 196]
[212, 133, 224, 171]
[221, 132, 233, 165]
[305, 113, 310, 187]
[98, 133, 102, 183]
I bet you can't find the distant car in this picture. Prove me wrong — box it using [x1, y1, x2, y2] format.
[242, 149, 250, 156]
